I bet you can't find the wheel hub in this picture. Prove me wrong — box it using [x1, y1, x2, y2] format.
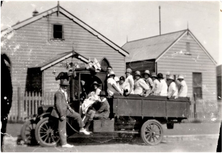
[47, 129, 54, 135]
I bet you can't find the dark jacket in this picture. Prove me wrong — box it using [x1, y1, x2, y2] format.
[51, 90, 69, 118]
[95, 98, 110, 118]
[1, 53, 13, 118]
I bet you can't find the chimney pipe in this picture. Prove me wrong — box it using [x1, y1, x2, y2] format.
[33, 9, 38, 17]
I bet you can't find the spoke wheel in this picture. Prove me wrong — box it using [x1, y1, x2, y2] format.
[35, 117, 60, 147]
[140, 120, 163, 145]
[21, 120, 38, 145]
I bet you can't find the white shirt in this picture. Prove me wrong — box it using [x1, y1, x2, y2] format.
[134, 78, 150, 95]
[168, 82, 178, 97]
[60, 88, 68, 102]
[144, 77, 153, 89]
[152, 79, 161, 95]
[159, 79, 168, 96]
[178, 80, 188, 97]
[107, 78, 121, 96]
[123, 75, 134, 94]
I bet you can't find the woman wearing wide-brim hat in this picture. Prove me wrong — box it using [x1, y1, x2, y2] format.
[167, 75, 178, 99]
[107, 71, 122, 97]
[157, 73, 168, 96]
[143, 70, 154, 90]
[150, 72, 161, 96]
[124, 68, 134, 95]
[91, 81, 101, 96]
[134, 71, 151, 96]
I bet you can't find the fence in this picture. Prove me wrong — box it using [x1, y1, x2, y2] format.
[8, 88, 54, 122]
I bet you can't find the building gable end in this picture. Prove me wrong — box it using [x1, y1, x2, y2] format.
[156, 30, 187, 62]
[188, 31, 217, 65]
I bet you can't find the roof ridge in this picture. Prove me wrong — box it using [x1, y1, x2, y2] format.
[1, 6, 57, 32]
[126, 29, 187, 44]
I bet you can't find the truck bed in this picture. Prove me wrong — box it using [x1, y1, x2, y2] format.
[113, 94, 191, 118]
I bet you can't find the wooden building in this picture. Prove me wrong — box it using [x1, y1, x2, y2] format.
[1, 5, 129, 95]
[123, 29, 217, 108]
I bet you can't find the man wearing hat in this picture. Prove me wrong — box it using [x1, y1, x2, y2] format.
[124, 68, 134, 95]
[134, 71, 150, 96]
[177, 75, 188, 97]
[143, 70, 154, 90]
[107, 71, 123, 97]
[157, 73, 168, 96]
[51, 77, 90, 148]
[167, 75, 178, 99]
[150, 72, 161, 95]
[84, 91, 110, 131]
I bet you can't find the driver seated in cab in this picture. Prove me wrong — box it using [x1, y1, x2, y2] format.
[83, 91, 110, 132]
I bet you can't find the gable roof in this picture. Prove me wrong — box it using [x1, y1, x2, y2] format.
[122, 29, 217, 65]
[31, 51, 90, 71]
[1, 5, 129, 57]
[122, 30, 186, 62]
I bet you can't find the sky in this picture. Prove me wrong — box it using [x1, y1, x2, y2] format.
[1, 0, 221, 65]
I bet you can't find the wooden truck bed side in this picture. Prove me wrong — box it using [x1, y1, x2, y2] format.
[113, 94, 191, 118]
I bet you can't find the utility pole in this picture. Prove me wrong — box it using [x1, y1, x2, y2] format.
[159, 6, 161, 35]
[57, 1, 60, 16]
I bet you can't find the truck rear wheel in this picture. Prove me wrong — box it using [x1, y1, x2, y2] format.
[140, 120, 163, 145]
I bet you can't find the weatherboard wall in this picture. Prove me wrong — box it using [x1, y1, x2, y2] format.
[1, 11, 126, 97]
[157, 33, 217, 101]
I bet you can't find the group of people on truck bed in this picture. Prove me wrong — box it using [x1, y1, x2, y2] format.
[106, 67, 188, 99]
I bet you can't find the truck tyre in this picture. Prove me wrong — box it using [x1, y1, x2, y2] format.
[21, 119, 38, 145]
[140, 120, 163, 145]
[35, 117, 60, 147]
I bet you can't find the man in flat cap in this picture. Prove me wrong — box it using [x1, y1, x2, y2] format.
[51, 74, 90, 148]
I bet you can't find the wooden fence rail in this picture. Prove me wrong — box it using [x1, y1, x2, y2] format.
[8, 89, 54, 123]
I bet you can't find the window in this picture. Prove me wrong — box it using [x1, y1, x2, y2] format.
[53, 24, 63, 39]
[193, 72, 202, 99]
[186, 42, 190, 52]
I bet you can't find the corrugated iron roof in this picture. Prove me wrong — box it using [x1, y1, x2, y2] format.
[122, 30, 187, 62]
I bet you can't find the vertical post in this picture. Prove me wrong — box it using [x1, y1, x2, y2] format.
[193, 93, 197, 119]
[159, 6, 161, 35]
[17, 87, 21, 121]
[78, 73, 81, 114]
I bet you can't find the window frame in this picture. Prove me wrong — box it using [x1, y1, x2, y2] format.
[186, 42, 190, 53]
[192, 72, 202, 99]
[52, 24, 65, 40]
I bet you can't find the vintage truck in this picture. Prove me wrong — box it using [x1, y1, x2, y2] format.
[20, 68, 191, 147]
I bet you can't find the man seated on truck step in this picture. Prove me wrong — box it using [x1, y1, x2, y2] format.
[84, 91, 110, 132]
[134, 71, 151, 96]
[107, 71, 123, 97]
